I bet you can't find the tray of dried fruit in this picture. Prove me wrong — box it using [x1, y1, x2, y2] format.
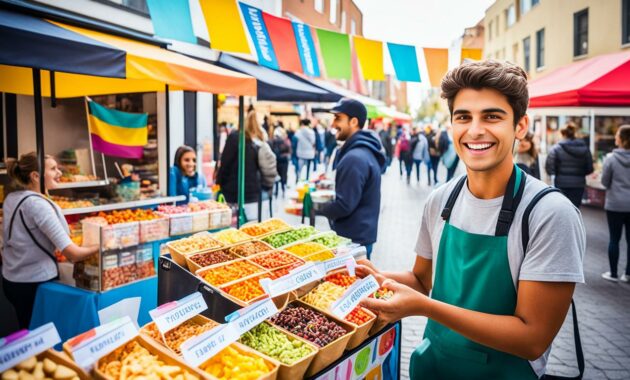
[239, 218, 293, 239]
[140, 315, 219, 356]
[184, 240, 275, 274]
[166, 232, 224, 267]
[0, 349, 90, 380]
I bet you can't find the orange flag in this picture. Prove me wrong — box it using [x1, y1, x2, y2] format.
[423, 48, 449, 88]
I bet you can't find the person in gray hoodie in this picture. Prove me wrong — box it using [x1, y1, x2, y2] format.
[294, 119, 316, 181]
[601, 125, 630, 283]
[545, 122, 594, 207]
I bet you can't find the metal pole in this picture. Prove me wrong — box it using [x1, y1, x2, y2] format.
[32, 69, 45, 194]
[165, 84, 171, 194]
[50, 71, 56, 108]
[237, 96, 246, 227]
[212, 94, 219, 162]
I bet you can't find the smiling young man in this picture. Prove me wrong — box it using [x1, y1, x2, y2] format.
[360, 61, 585, 379]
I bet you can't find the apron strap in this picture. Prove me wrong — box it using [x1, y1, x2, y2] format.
[495, 166, 527, 236]
[440, 175, 467, 221]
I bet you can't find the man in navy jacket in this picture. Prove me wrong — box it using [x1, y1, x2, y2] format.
[320, 99, 386, 259]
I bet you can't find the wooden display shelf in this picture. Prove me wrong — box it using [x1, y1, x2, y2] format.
[61, 195, 186, 215]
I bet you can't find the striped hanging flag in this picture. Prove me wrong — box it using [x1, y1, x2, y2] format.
[86, 98, 148, 159]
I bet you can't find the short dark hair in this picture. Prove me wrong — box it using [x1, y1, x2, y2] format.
[560, 122, 578, 139]
[618, 124, 630, 149]
[441, 60, 529, 126]
[300, 118, 311, 127]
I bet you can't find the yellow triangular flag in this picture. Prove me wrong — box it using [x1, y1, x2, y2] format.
[353, 36, 385, 81]
[200, 0, 250, 54]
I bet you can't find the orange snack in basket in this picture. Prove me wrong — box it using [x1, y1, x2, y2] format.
[325, 272, 357, 288]
[249, 251, 303, 269]
[201, 260, 264, 286]
[142, 319, 219, 355]
[221, 276, 267, 303]
[344, 307, 374, 326]
[267, 262, 303, 280]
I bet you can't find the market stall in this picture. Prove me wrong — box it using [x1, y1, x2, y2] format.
[528, 50, 630, 206]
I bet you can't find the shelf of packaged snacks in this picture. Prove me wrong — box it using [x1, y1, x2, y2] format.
[55, 179, 110, 190]
[61, 195, 186, 215]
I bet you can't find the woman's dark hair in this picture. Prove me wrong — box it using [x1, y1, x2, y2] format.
[7, 152, 52, 189]
[441, 60, 529, 127]
[522, 131, 538, 160]
[173, 145, 196, 172]
[560, 122, 578, 139]
[618, 124, 630, 149]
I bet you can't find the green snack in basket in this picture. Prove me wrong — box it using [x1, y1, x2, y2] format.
[311, 234, 349, 248]
[262, 226, 317, 248]
[240, 323, 314, 365]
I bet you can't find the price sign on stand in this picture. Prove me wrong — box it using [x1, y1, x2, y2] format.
[66, 316, 138, 369]
[319, 254, 356, 273]
[0, 323, 61, 372]
[330, 275, 380, 319]
[149, 292, 208, 335]
[259, 262, 325, 297]
[181, 323, 239, 367]
[225, 298, 278, 336]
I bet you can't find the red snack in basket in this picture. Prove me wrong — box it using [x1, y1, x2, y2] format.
[325, 272, 357, 288]
[221, 276, 267, 303]
[201, 260, 263, 286]
[344, 307, 374, 326]
[267, 262, 303, 280]
[249, 251, 303, 269]
[189, 250, 237, 267]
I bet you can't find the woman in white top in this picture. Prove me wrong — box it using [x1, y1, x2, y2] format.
[2, 152, 98, 328]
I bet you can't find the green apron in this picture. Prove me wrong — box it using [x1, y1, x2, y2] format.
[410, 167, 538, 380]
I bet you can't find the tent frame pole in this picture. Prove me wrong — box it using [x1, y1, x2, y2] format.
[32, 68, 45, 194]
[165, 84, 171, 194]
[237, 96, 246, 227]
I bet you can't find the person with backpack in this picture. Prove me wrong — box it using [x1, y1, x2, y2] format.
[545, 122, 594, 208]
[270, 127, 291, 197]
[398, 127, 413, 182]
[357, 60, 585, 380]
[426, 125, 441, 184]
[410, 126, 430, 184]
[601, 125, 630, 283]
[2, 153, 99, 328]
[294, 119, 316, 181]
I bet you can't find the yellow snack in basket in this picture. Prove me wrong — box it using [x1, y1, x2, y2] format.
[200, 346, 271, 380]
[305, 250, 335, 262]
[285, 242, 329, 258]
[212, 229, 252, 245]
[169, 234, 223, 254]
[301, 281, 346, 310]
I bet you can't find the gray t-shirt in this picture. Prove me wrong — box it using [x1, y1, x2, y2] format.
[415, 174, 585, 377]
[2, 191, 72, 282]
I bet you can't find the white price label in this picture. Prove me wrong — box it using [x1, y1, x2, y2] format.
[225, 298, 278, 336]
[330, 275, 380, 319]
[149, 292, 208, 335]
[319, 254, 356, 273]
[67, 316, 138, 369]
[0, 323, 61, 372]
[181, 324, 239, 367]
[259, 262, 325, 297]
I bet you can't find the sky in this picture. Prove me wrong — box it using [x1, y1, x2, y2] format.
[353, 0, 495, 113]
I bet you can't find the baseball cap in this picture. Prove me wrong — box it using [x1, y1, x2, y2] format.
[331, 98, 367, 128]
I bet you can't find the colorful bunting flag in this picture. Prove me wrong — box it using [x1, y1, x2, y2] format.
[200, 0, 250, 54]
[239, 3, 279, 70]
[86, 99, 148, 159]
[353, 36, 384, 80]
[262, 13, 302, 72]
[316, 29, 351, 80]
[461, 48, 483, 63]
[423, 48, 449, 87]
[387, 43, 421, 82]
[292, 22, 320, 77]
[146, 0, 196, 44]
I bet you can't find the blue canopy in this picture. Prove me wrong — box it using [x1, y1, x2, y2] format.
[215, 54, 341, 102]
[0, 8, 126, 77]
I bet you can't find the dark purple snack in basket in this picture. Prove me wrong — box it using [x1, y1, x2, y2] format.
[269, 305, 347, 347]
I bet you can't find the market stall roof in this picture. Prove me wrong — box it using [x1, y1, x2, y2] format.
[0, 19, 256, 97]
[376, 106, 413, 121]
[215, 54, 342, 102]
[529, 50, 630, 108]
[0, 8, 125, 77]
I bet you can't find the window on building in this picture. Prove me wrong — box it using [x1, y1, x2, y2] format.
[574, 8, 589, 56]
[624, 0, 630, 44]
[523, 36, 531, 72]
[505, 4, 516, 28]
[520, 0, 531, 16]
[314, 0, 323, 13]
[329, 0, 338, 24]
[341, 10, 347, 32]
[495, 15, 500, 36]
[532, 0, 539, 6]
[488, 20, 493, 41]
[536, 28, 545, 68]
[104, 0, 148, 14]
[351, 19, 356, 35]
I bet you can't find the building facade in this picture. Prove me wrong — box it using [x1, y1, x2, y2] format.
[283, 0, 363, 36]
[484, 0, 629, 78]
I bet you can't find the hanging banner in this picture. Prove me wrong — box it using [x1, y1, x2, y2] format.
[423, 48, 449, 87]
[200, 0, 251, 54]
[387, 42, 421, 82]
[262, 12, 302, 72]
[316, 28, 352, 80]
[292, 22, 320, 77]
[461, 48, 483, 63]
[239, 2, 279, 70]
[146, 0, 196, 44]
[353, 36, 384, 81]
